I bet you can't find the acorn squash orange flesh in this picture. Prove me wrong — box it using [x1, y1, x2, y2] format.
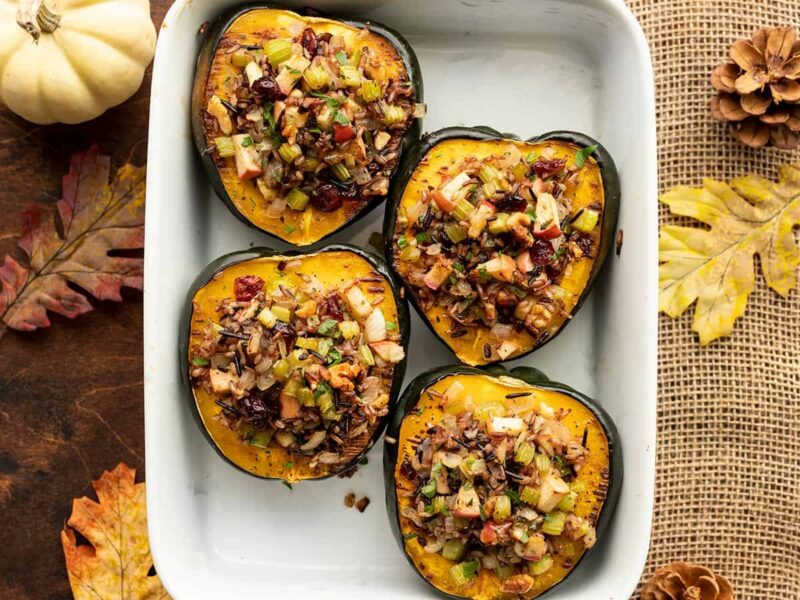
[193, 7, 423, 246]
[183, 245, 409, 482]
[384, 366, 621, 599]
[385, 127, 619, 366]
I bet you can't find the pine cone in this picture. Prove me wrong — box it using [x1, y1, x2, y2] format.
[711, 27, 800, 149]
[642, 562, 734, 600]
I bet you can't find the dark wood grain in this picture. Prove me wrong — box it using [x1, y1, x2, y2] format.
[0, 3, 170, 598]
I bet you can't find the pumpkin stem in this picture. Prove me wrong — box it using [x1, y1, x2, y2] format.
[16, 0, 61, 41]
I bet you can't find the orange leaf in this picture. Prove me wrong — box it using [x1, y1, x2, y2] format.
[0, 146, 145, 335]
[61, 463, 170, 600]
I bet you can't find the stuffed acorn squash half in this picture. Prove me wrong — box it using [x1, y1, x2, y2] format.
[385, 127, 620, 365]
[192, 6, 424, 246]
[384, 366, 621, 599]
[182, 245, 409, 482]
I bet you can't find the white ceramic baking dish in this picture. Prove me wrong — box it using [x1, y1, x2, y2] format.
[144, 0, 657, 597]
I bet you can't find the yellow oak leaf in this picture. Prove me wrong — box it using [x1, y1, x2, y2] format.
[61, 463, 170, 600]
[659, 162, 800, 344]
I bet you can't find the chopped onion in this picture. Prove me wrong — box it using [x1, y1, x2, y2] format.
[266, 197, 286, 218]
[299, 430, 326, 451]
[256, 374, 276, 391]
[364, 308, 387, 342]
[490, 323, 513, 340]
[413, 103, 427, 119]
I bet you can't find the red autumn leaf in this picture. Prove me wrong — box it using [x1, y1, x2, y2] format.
[0, 146, 145, 336]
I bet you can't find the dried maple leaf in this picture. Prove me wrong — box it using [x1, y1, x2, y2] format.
[659, 162, 800, 344]
[0, 146, 145, 336]
[61, 463, 170, 600]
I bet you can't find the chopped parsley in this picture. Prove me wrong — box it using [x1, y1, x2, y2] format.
[575, 144, 598, 168]
[415, 232, 429, 243]
[335, 51, 348, 65]
[191, 356, 209, 366]
[284, 225, 296, 234]
[397, 236, 409, 249]
[317, 319, 339, 336]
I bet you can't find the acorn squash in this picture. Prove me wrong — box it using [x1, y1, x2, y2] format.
[181, 244, 409, 482]
[384, 127, 620, 365]
[384, 365, 621, 599]
[192, 6, 424, 246]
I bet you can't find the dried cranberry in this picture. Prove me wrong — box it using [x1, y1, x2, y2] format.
[531, 157, 566, 179]
[323, 292, 344, 320]
[234, 275, 264, 301]
[495, 194, 527, 213]
[240, 396, 268, 420]
[529, 238, 555, 265]
[310, 184, 344, 212]
[572, 232, 594, 256]
[251, 74, 286, 101]
[400, 459, 417, 482]
[317, 32, 332, 48]
[301, 27, 317, 55]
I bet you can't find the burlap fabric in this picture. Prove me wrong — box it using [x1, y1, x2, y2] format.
[624, 1, 800, 598]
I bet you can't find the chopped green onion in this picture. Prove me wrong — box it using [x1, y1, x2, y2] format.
[286, 188, 310, 211]
[420, 478, 436, 498]
[493, 494, 512, 521]
[317, 318, 339, 336]
[441, 539, 467, 561]
[302, 66, 330, 90]
[415, 232, 429, 243]
[399, 246, 421, 262]
[385, 321, 397, 330]
[450, 560, 480, 585]
[575, 144, 598, 168]
[264, 39, 292, 67]
[529, 555, 554, 576]
[381, 104, 406, 125]
[240, 136, 254, 148]
[360, 80, 381, 102]
[325, 348, 342, 366]
[214, 136, 236, 158]
[284, 225, 296, 234]
[541, 511, 567, 536]
[191, 356, 210, 366]
[272, 306, 293, 322]
[444, 223, 467, 243]
[431, 495, 449, 515]
[397, 236, 408, 249]
[331, 162, 351, 181]
[505, 489, 522, 505]
[451, 198, 475, 222]
[514, 443, 536, 465]
[495, 565, 515, 580]
[278, 142, 302, 164]
[335, 50, 348, 65]
[525, 151, 538, 163]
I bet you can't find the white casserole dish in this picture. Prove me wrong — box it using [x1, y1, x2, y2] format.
[144, 0, 657, 597]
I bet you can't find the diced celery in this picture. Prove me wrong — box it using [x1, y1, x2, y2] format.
[495, 565, 516, 580]
[302, 157, 322, 172]
[278, 142, 302, 164]
[297, 387, 314, 407]
[529, 555, 554, 576]
[302, 66, 330, 90]
[556, 491, 579, 512]
[514, 443, 536, 466]
[257, 307, 277, 328]
[520, 486, 540, 506]
[431, 495, 448, 515]
[331, 162, 351, 181]
[472, 399, 505, 422]
[571, 208, 600, 233]
[488, 212, 510, 235]
[479, 164, 502, 184]
[493, 494, 512, 521]
[381, 104, 406, 125]
[535, 453, 551, 475]
[339, 320, 361, 340]
[286, 188, 310, 211]
[264, 39, 292, 67]
[316, 390, 334, 413]
[451, 198, 475, 222]
[214, 136, 236, 158]
[231, 51, 250, 68]
[249, 429, 274, 448]
[399, 245, 421, 263]
[339, 65, 361, 87]
[360, 80, 381, 102]
[272, 359, 290, 381]
[444, 223, 467, 243]
[450, 560, 480, 585]
[441, 539, 467, 561]
[541, 511, 566, 536]
[295, 337, 318, 350]
[512, 162, 528, 183]
[272, 306, 292, 322]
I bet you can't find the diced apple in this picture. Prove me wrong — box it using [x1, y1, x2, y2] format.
[480, 254, 517, 283]
[370, 341, 405, 363]
[206, 94, 232, 135]
[487, 416, 525, 436]
[209, 368, 235, 394]
[533, 193, 562, 239]
[496, 341, 520, 360]
[480, 521, 499, 544]
[244, 61, 263, 87]
[571, 208, 600, 233]
[373, 131, 391, 151]
[454, 485, 481, 519]
[364, 308, 387, 343]
[516, 250, 535, 273]
[232, 134, 262, 180]
[438, 171, 472, 202]
[276, 55, 311, 94]
[522, 534, 548, 561]
[537, 472, 570, 513]
[468, 201, 497, 238]
[279, 389, 301, 419]
[423, 259, 452, 290]
[346, 285, 372, 319]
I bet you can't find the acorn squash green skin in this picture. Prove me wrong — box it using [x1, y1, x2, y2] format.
[179, 244, 411, 481]
[383, 126, 621, 365]
[191, 4, 424, 248]
[383, 364, 622, 599]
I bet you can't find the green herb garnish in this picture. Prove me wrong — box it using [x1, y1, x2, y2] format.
[284, 225, 296, 234]
[505, 489, 522, 505]
[326, 348, 343, 366]
[575, 144, 598, 168]
[420, 478, 436, 498]
[333, 110, 351, 126]
[283, 461, 294, 469]
[317, 319, 339, 336]
[397, 236, 408, 249]
[335, 51, 348, 65]
[385, 321, 397, 330]
[240, 136, 253, 147]
[415, 232, 429, 243]
[191, 356, 210, 366]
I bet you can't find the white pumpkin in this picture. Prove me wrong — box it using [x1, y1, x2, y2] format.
[0, 0, 156, 124]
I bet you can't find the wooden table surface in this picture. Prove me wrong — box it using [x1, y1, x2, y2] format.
[0, 3, 170, 598]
